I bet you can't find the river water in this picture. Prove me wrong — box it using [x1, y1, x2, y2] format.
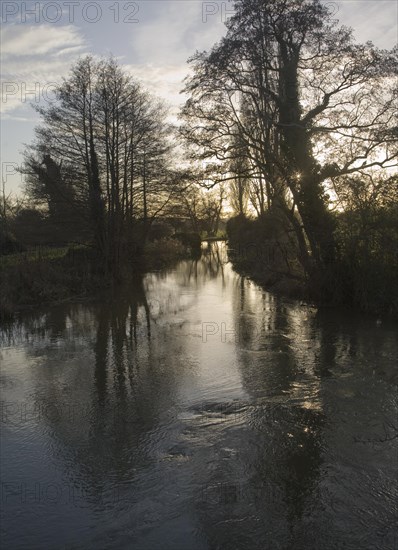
[1, 243, 397, 550]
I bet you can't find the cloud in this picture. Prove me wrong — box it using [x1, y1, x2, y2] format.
[1, 24, 86, 58]
[125, 63, 191, 112]
[129, 1, 226, 66]
[334, 1, 397, 49]
[121, 1, 227, 119]
[1, 24, 88, 116]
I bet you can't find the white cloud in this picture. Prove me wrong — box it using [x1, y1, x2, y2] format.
[129, 1, 226, 66]
[0, 24, 88, 116]
[1, 24, 86, 58]
[125, 63, 191, 113]
[122, 1, 226, 119]
[333, 1, 397, 49]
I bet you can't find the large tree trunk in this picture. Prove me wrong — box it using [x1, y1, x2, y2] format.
[278, 47, 336, 273]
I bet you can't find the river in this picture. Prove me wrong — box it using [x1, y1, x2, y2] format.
[1, 242, 397, 549]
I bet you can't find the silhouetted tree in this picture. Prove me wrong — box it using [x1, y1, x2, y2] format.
[181, 0, 397, 282]
[228, 129, 251, 216]
[23, 56, 184, 273]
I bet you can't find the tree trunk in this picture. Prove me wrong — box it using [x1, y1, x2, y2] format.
[278, 47, 336, 272]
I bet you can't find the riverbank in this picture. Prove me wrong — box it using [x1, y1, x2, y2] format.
[0, 238, 195, 321]
[226, 213, 398, 318]
[227, 247, 307, 301]
[226, 214, 308, 302]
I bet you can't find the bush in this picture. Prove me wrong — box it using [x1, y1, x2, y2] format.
[143, 237, 187, 271]
[0, 245, 105, 320]
[148, 222, 174, 242]
[0, 231, 26, 256]
[173, 232, 202, 252]
[333, 205, 398, 315]
[226, 211, 304, 296]
[227, 211, 300, 272]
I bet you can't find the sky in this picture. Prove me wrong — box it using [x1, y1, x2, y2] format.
[1, 0, 397, 195]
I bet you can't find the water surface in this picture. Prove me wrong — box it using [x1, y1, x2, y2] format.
[1, 243, 397, 549]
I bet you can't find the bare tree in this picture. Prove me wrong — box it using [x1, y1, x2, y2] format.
[22, 56, 182, 273]
[181, 0, 397, 278]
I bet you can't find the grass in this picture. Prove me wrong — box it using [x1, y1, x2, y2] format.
[0, 245, 104, 320]
[0, 246, 76, 269]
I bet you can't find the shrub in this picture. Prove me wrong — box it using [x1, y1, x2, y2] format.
[148, 222, 174, 242]
[173, 232, 202, 252]
[227, 211, 300, 273]
[144, 237, 187, 271]
[333, 205, 398, 315]
[0, 231, 26, 256]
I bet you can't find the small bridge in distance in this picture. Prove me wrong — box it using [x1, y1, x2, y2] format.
[201, 236, 227, 243]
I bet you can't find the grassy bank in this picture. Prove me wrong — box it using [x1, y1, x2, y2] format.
[0, 238, 194, 321]
[0, 246, 102, 320]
